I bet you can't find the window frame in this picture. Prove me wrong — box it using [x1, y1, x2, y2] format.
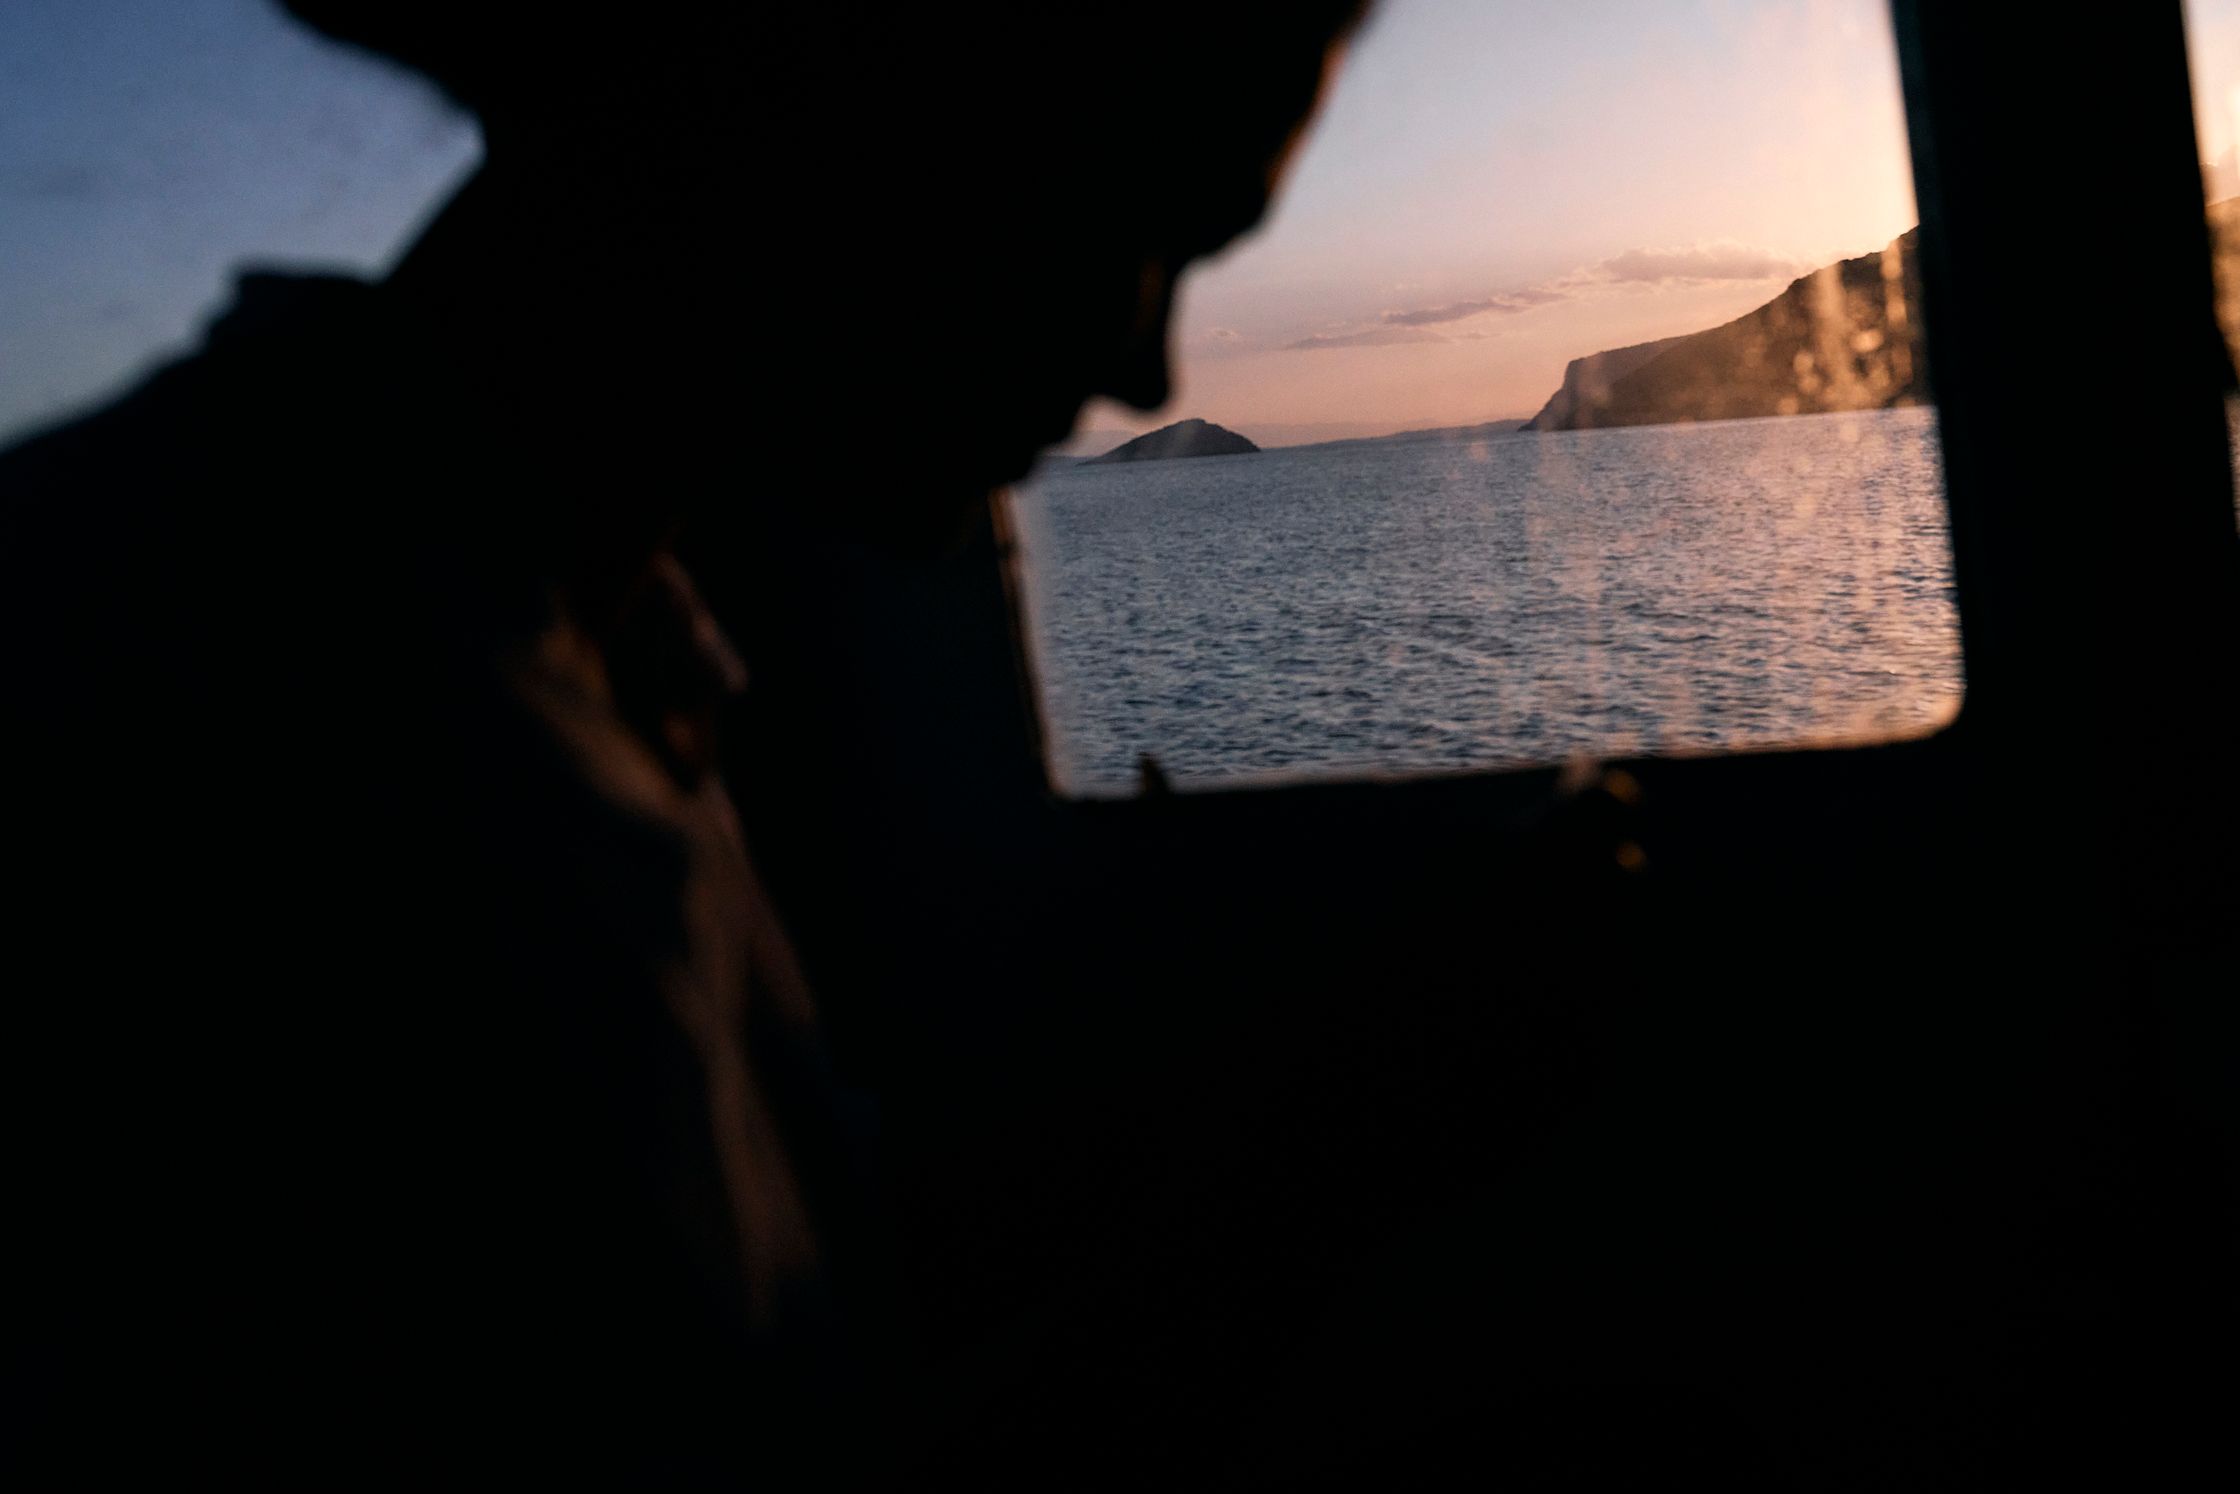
[1889, 1, 2238, 760]
[998, 2, 2240, 802]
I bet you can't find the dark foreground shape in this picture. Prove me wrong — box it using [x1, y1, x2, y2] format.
[5, 2, 2236, 1490]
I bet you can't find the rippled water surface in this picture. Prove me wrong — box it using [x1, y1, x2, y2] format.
[1014, 406, 1963, 794]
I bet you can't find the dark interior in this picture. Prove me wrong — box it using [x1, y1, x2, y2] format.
[715, 5, 2235, 1485]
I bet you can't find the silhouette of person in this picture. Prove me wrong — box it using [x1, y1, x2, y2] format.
[1, 2, 1368, 1483]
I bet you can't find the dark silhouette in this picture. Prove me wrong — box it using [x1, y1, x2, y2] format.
[1, 0, 1370, 1484]
[7, 5, 2234, 1491]
[1087, 418, 1262, 464]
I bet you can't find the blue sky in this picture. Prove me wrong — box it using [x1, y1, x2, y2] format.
[0, 0, 478, 443]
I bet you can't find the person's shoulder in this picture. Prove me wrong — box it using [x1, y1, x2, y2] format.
[0, 269, 395, 548]
[3, 267, 392, 651]
[3, 268, 385, 463]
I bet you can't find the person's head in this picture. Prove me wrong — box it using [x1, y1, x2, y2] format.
[886, 6, 1372, 488]
[282, 2, 1370, 495]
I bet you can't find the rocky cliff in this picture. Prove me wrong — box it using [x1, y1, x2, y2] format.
[1525, 230, 1927, 432]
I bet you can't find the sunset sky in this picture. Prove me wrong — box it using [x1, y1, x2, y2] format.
[7, 1, 2240, 451]
[2192, 0, 2240, 197]
[1081, 0, 1925, 448]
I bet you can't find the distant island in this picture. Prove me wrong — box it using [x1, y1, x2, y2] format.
[1523, 229, 1927, 432]
[1088, 418, 1260, 464]
[1287, 417, 1531, 454]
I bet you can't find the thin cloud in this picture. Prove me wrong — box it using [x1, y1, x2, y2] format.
[1382, 286, 1571, 326]
[1594, 242, 1804, 284]
[1191, 325, 1259, 359]
[1283, 326, 1449, 352]
[1278, 238, 1802, 352]
[15, 164, 109, 202]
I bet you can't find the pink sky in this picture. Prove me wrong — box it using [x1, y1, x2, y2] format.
[1066, 0, 1923, 451]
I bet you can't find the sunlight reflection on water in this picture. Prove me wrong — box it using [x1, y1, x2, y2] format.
[1013, 406, 1964, 795]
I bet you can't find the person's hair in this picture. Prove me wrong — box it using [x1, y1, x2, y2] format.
[281, 0, 1375, 496]
[281, 3, 1371, 140]
[282, 2, 512, 106]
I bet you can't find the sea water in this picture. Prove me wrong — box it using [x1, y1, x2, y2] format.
[1012, 405, 1964, 794]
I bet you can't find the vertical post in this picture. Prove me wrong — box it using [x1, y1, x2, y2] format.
[1889, 1, 2238, 750]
